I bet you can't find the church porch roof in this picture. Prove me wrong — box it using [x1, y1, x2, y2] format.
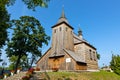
[64, 49, 86, 63]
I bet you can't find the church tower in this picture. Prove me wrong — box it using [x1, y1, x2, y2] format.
[51, 9, 74, 57]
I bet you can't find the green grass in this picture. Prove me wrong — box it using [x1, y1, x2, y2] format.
[42, 70, 120, 80]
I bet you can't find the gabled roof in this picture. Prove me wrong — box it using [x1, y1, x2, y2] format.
[73, 33, 86, 44]
[49, 51, 65, 58]
[64, 49, 86, 63]
[73, 33, 96, 50]
[51, 21, 74, 29]
[36, 47, 51, 64]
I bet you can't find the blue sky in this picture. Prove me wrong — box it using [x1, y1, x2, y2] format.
[2, 0, 120, 67]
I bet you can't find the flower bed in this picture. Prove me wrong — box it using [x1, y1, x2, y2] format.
[35, 67, 40, 71]
[52, 68, 59, 72]
[22, 76, 30, 80]
[21, 68, 35, 80]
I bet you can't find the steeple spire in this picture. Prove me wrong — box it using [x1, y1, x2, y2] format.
[61, 8, 66, 18]
[57, 8, 68, 23]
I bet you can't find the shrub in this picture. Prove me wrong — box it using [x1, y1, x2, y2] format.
[110, 54, 120, 75]
[22, 68, 35, 80]
[36, 67, 40, 71]
[11, 70, 14, 73]
[52, 68, 59, 72]
[26, 71, 32, 78]
[28, 68, 35, 73]
[0, 75, 3, 79]
[22, 76, 30, 80]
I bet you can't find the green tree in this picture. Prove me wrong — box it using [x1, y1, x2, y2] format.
[8, 0, 49, 10]
[6, 16, 50, 73]
[8, 55, 30, 70]
[8, 55, 17, 70]
[22, 0, 49, 10]
[0, 0, 50, 46]
[0, 0, 10, 48]
[0, 0, 50, 47]
[0, 0, 50, 62]
[110, 54, 120, 75]
[97, 53, 100, 60]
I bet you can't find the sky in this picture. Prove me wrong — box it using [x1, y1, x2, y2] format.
[1, 0, 120, 67]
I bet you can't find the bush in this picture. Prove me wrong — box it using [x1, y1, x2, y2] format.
[110, 54, 120, 75]
[52, 68, 59, 72]
[22, 76, 30, 80]
[22, 68, 35, 80]
[0, 75, 3, 79]
[29, 68, 35, 73]
[36, 67, 40, 71]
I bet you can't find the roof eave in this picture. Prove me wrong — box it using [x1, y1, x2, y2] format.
[36, 47, 51, 64]
[51, 21, 74, 30]
[74, 42, 96, 50]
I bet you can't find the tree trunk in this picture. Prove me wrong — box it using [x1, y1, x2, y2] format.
[29, 55, 35, 69]
[14, 53, 22, 74]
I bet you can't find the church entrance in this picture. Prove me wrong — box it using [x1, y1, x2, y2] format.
[53, 58, 60, 69]
[49, 56, 64, 71]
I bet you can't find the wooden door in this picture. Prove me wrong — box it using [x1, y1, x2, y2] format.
[53, 58, 59, 68]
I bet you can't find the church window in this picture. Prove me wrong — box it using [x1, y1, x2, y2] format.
[89, 49, 92, 60]
[60, 27, 62, 31]
[93, 51, 96, 61]
[54, 29, 56, 33]
[66, 27, 68, 31]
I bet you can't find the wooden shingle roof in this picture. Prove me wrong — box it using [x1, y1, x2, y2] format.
[64, 49, 86, 63]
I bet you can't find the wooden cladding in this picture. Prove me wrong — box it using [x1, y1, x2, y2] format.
[48, 57, 64, 70]
[76, 62, 87, 70]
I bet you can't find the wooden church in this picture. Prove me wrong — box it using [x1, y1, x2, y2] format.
[36, 10, 98, 71]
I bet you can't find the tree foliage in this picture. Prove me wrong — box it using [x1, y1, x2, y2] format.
[97, 53, 100, 60]
[0, 0, 50, 72]
[0, 0, 10, 48]
[0, 0, 50, 48]
[22, 0, 50, 10]
[8, 55, 29, 70]
[8, 0, 49, 10]
[110, 54, 120, 75]
[6, 16, 50, 73]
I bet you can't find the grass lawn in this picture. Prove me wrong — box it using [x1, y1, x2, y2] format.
[42, 70, 120, 80]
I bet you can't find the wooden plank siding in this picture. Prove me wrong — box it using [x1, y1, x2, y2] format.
[36, 48, 52, 70]
[76, 62, 87, 70]
[48, 56, 65, 70]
